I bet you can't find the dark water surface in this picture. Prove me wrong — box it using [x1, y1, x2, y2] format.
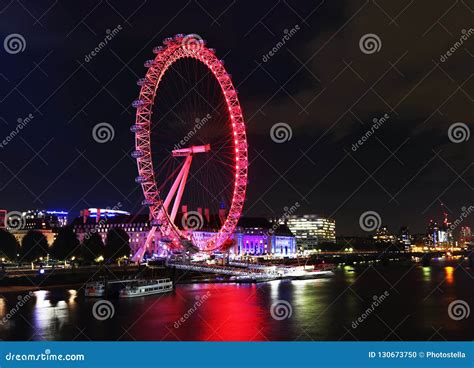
[0, 260, 472, 341]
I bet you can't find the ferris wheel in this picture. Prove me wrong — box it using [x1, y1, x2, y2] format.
[131, 34, 248, 261]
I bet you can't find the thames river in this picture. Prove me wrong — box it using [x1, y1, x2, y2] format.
[0, 260, 472, 341]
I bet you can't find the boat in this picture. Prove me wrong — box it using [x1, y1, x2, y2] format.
[277, 265, 334, 280]
[230, 274, 280, 284]
[84, 281, 106, 297]
[119, 278, 173, 298]
[285, 269, 334, 280]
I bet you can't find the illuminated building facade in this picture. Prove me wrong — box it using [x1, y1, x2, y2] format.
[231, 217, 296, 257]
[72, 212, 297, 258]
[460, 226, 472, 246]
[7, 209, 69, 246]
[426, 214, 454, 249]
[72, 211, 148, 255]
[397, 226, 412, 246]
[373, 226, 396, 244]
[285, 215, 336, 250]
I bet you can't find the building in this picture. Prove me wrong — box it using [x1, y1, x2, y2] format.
[22, 209, 69, 229]
[7, 209, 69, 246]
[230, 217, 296, 258]
[72, 209, 148, 255]
[72, 209, 297, 258]
[285, 215, 336, 251]
[397, 226, 411, 246]
[460, 226, 472, 246]
[426, 215, 454, 249]
[373, 226, 396, 244]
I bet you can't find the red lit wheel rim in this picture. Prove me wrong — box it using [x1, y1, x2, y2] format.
[132, 34, 248, 252]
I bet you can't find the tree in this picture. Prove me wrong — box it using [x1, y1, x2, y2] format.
[0, 229, 20, 261]
[80, 233, 105, 263]
[20, 230, 49, 262]
[105, 228, 130, 262]
[50, 226, 80, 261]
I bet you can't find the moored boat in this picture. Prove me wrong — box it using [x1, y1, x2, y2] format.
[84, 281, 106, 297]
[119, 278, 173, 298]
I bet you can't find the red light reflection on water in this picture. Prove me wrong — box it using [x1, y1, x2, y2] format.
[126, 284, 267, 341]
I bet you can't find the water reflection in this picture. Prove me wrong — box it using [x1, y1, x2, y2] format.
[0, 261, 471, 341]
[444, 266, 454, 284]
[32, 290, 76, 340]
[421, 266, 431, 282]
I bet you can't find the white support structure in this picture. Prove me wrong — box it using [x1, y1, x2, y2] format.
[132, 145, 210, 262]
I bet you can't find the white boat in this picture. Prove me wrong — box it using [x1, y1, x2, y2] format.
[84, 281, 106, 297]
[119, 278, 173, 298]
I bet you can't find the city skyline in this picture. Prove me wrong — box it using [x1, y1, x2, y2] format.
[0, 2, 472, 358]
[0, 1, 472, 237]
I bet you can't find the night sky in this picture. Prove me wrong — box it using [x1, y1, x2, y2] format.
[0, 0, 472, 236]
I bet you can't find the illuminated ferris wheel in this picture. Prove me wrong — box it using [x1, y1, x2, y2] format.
[131, 34, 248, 260]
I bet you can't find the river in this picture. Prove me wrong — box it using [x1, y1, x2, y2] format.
[0, 259, 471, 341]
